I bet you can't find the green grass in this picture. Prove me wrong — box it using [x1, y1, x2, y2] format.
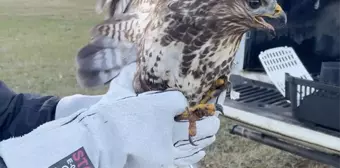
[0, 0, 105, 96]
[0, 0, 332, 167]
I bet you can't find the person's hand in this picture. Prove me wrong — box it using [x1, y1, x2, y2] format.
[99, 64, 226, 166]
[55, 61, 223, 167]
[55, 94, 103, 119]
[0, 63, 220, 168]
[95, 63, 220, 167]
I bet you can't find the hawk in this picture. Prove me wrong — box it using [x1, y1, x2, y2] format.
[78, 0, 287, 145]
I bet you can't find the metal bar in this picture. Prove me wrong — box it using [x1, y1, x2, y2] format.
[242, 91, 278, 103]
[258, 93, 281, 102]
[233, 84, 251, 90]
[264, 95, 286, 104]
[234, 85, 254, 92]
[230, 125, 340, 167]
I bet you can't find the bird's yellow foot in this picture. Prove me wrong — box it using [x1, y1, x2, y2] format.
[174, 103, 223, 146]
[200, 78, 227, 104]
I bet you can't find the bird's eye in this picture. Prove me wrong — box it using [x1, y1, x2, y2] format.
[248, 0, 262, 9]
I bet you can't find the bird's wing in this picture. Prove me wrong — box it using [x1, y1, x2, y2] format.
[77, 0, 156, 88]
[90, 13, 142, 42]
[76, 13, 146, 88]
[96, 0, 132, 18]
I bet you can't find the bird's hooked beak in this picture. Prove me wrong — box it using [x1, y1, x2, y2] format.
[254, 3, 287, 36]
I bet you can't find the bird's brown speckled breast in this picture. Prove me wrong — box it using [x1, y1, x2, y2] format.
[133, 5, 247, 105]
[134, 24, 243, 105]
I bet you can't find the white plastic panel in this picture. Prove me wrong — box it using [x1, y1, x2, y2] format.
[258, 46, 314, 100]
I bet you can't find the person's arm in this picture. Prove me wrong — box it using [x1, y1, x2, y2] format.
[0, 157, 6, 168]
[0, 81, 60, 141]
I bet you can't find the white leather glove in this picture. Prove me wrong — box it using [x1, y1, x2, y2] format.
[55, 94, 103, 119]
[61, 63, 221, 167]
[97, 63, 220, 167]
[0, 63, 220, 168]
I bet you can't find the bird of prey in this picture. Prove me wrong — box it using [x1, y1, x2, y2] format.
[80, 0, 287, 145]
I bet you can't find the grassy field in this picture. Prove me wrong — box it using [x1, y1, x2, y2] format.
[0, 0, 332, 167]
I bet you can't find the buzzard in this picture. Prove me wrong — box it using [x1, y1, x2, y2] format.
[79, 0, 287, 145]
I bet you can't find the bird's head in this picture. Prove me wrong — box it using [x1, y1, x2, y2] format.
[208, 0, 287, 36]
[245, 0, 287, 35]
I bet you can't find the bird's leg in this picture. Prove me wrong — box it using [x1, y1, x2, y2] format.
[200, 77, 228, 104]
[174, 77, 227, 146]
[175, 104, 221, 146]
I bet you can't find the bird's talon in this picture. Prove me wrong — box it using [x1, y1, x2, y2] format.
[215, 103, 224, 114]
[174, 103, 219, 146]
[189, 135, 198, 146]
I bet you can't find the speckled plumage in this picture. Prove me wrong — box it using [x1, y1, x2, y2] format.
[96, 0, 157, 18]
[94, 0, 156, 44]
[75, 0, 155, 88]
[133, 0, 286, 106]
[128, 0, 287, 144]
[79, 0, 286, 143]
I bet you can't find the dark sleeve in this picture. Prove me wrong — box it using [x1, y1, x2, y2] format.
[0, 157, 6, 168]
[0, 81, 61, 141]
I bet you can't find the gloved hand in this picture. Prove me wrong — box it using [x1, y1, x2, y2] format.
[97, 63, 221, 168]
[55, 94, 103, 119]
[0, 63, 220, 168]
